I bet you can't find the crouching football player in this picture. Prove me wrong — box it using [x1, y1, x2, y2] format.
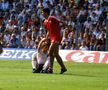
[31, 38, 50, 73]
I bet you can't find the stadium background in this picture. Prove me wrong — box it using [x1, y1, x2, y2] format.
[0, 0, 108, 51]
[0, 1, 108, 90]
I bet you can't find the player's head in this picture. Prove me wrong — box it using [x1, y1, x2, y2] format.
[42, 8, 50, 18]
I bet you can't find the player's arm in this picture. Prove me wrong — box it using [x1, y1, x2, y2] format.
[46, 31, 49, 40]
[59, 20, 69, 29]
[53, 16, 69, 29]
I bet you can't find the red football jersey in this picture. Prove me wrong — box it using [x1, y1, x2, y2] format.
[43, 16, 62, 43]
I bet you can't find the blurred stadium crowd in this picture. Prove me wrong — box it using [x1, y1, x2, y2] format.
[0, 0, 108, 51]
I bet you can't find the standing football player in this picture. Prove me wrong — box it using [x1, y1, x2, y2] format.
[41, 8, 67, 74]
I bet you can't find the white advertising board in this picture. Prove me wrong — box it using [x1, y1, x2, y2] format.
[0, 48, 108, 63]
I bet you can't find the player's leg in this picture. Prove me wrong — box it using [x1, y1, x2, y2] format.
[31, 54, 38, 73]
[41, 57, 50, 73]
[36, 64, 44, 73]
[37, 52, 49, 73]
[54, 43, 67, 74]
[47, 43, 55, 73]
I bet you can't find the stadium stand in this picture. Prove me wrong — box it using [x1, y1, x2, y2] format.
[0, 0, 108, 51]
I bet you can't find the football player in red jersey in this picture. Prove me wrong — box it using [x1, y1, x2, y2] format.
[41, 8, 67, 74]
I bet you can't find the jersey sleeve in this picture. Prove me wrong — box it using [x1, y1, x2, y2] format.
[48, 16, 59, 25]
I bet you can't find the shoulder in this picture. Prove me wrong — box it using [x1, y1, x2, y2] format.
[48, 16, 60, 24]
[49, 16, 59, 21]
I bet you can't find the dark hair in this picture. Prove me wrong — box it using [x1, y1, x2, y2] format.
[42, 8, 50, 15]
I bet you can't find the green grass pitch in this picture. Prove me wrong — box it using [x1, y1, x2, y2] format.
[0, 60, 108, 90]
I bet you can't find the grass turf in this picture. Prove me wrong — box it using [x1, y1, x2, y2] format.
[0, 60, 108, 90]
